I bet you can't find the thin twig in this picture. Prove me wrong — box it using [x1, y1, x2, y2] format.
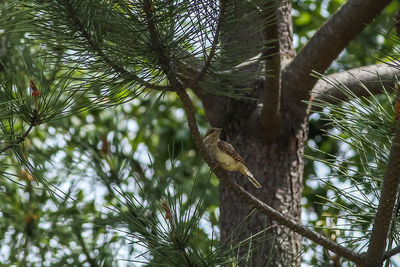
[186, 2, 223, 88]
[142, 0, 181, 88]
[0, 111, 39, 155]
[172, 227, 195, 267]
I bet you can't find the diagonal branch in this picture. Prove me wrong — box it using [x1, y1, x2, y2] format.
[283, 0, 392, 105]
[175, 78, 365, 265]
[311, 64, 400, 104]
[366, 89, 400, 266]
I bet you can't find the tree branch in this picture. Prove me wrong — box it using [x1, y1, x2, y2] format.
[175, 79, 365, 265]
[259, 2, 281, 136]
[143, 0, 184, 91]
[74, 229, 99, 267]
[283, 0, 392, 105]
[383, 245, 400, 260]
[185, 3, 223, 89]
[311, 64, 400, 104]
[366, 89, 400, 266]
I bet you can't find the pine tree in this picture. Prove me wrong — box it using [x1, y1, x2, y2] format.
[2, 0, 400, 266]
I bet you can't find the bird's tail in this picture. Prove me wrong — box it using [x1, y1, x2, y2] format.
[241, 167, 262, 188]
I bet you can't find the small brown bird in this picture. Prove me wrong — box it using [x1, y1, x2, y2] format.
[203, 128, 261, 188]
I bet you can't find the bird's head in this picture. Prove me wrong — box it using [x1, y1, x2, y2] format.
[204, 128, 222, 142]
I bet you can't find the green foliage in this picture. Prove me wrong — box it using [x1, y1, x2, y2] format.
[296, 1, 400, 264]
[305, 75, 399, 265]
[1, 0, 399, 266]
[293, 0, 400, 71]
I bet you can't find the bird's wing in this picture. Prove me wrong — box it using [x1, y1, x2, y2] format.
[217, 140, 246, 165]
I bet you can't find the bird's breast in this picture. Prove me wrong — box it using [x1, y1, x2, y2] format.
[215, 149, 241, 171]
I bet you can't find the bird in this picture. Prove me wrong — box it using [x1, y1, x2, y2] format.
[203, 128, 261, 188]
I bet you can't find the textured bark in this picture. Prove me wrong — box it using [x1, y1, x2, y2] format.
[277, 0, 294, 57]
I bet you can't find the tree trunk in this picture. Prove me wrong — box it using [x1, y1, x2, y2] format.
[199, 1, 307, 266]
[200, 92, 307, 266]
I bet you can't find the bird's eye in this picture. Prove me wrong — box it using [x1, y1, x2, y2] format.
[205, 128, 216, 137]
